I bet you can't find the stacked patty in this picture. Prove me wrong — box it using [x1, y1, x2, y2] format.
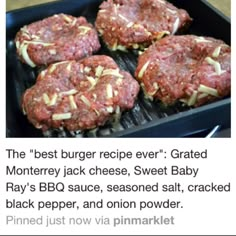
[95, 0, 192, 50]
[135, 35, 231, 107]
[15, 14, 101, 67]
[22, 56, 140, 131]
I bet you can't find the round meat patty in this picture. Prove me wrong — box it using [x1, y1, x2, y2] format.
[95, 0, 191, 51]
[135, 35, 231, 107]
[22, 55, 140, 131]
[15, 14, 101, 67]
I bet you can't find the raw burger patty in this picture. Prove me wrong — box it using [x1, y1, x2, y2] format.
[95, 0, 191, 50]
[22, 55, 140, 131]
[135, 35, 231, 107]
[15, 14, 101, 67]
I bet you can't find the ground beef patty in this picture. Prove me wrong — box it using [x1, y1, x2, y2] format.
[15, 14, 100, 67]
[135, 35, 231, 107]
[95, 0, 191, 51]
[22, 55, 140, 131]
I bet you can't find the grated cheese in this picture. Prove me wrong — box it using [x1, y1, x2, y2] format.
[127, 22, 134, 28]
[102, 68, 124, 78]
[172, 17, 180, 34]
[106, 106, 114, 113]
[93, 109, 100, 116]
[153, 82, 159, 91]
[21, 44, 36, 67]
[98, 29, 104, 35]
[78, 26, 91, 35]
[141, 83, 154, 101]
[16, 41, 20, 49]
[48, 94, 58, 106]
[66, 62, 72, 72]
[20, 26, 29, 34]
[138, 61, 150, 79]
[52, 113, 72, 120]
[80, 95, 91, 107]
[49, 49, 57, 55]
[60, 89, 78, 96]
[111, 40, 118, 51]
[187, 91, 198, 106]
[31, 35, 40, 40]
[63, 15, 72, 23]
[95, 65, 104, 77]
[71, 19, 77, 26]
[84, 66, 91, 74]
[167, 8, 177, 14]
[49, 61, 68, 73]
[198, 93, 209, 100]
[154, 31, 170, 40]
[86, 76, 97, 89]
[116, 78, 123, 86]
[132, 44, 139, 49]
[69, 95, 77, 110]
[205, 57, 223, 75]
[93, 93, 97, 101]
[118, 14, 129, 22]
[106, 84, 113, 99]
[43, 93, 50, 105]
[24, 41, 54, 46]
[40, 70, 47, 78]
[116, 106, 121, 114]
[212, 46, 221, 58]
[195, 37, 211, 43]
[116, 45, 128, 52]
[114, 4, 119, 15]
[198, 84, 219, 97]
[22, 107, 27, 115]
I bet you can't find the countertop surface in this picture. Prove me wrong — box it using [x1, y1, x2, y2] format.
[6, 0, 231, 17]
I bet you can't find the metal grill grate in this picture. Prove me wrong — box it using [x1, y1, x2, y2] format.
[6, 0, 231, 137]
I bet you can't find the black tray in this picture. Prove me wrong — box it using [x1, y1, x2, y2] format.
[6, 0, 231, 137]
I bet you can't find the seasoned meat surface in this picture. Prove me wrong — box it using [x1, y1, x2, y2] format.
[95, 0, 191, 50]
[22, 56, 140, 131]
[15, 14, 101, 67]
[135, 35, 231, 107]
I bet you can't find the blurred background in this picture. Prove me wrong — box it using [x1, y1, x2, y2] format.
[6, 0, 230, 17]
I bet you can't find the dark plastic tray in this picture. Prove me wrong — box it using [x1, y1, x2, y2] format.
[6, 0, 231, 137]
